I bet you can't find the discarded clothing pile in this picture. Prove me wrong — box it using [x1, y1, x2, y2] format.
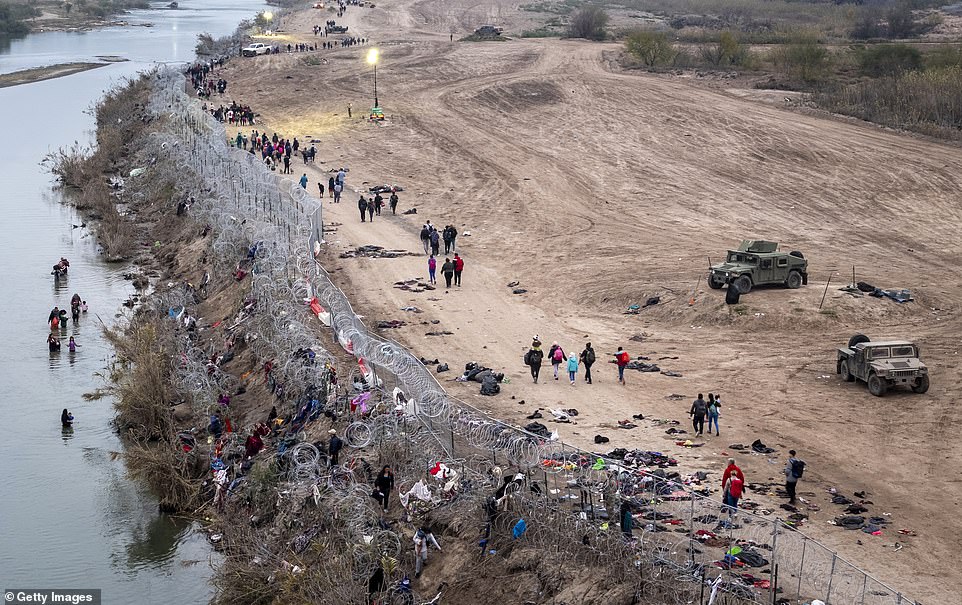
[368, 184, 404, 194]
[873, 288, 912, 302]
[751, 439, 776, 454]
[834, 515, 866, 530]
[340, 245, 414, 259]
[624, 297, 660, 314]
[462, 362, 504, 383]
[376, 320, 405, 329]
[394, 279, 434, 292]
[605, 449, 678, 468]
[524, 422, 552, 439]
[461, 362, 504, 396]
[722, 545, 769, 568]
[626, 360, 660, 372]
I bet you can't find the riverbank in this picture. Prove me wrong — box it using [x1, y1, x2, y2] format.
[1, 0, 151, 34]
[0, 61, 109, 88]
[51, 63, 721, 604]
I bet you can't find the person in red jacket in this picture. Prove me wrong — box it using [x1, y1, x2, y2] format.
[724, 474, 744, 511]
[722, 458, 745, 505]
[614, 346, 630, 385]
[453, 253, 464, 286]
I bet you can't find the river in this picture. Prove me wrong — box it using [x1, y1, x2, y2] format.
[0, 1, 264, 602]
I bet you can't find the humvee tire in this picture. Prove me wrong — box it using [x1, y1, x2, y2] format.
[786, 271, 803, 289]
[848, 334, 871, 348]
[708, 274, 725, 289]
[839, 359, 855, 382]
[867, 373, 887, 397]
[911, 375, 930, 394]
[733, 275, 752, 294]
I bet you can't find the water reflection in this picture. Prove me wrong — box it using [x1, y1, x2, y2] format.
[61, 425, 75, 444]
[121, 514, 195, 571]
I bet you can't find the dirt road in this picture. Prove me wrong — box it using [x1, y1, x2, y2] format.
[219, 1, 962, 601]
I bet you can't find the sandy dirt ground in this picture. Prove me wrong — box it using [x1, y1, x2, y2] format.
[212, 1, 962, 601]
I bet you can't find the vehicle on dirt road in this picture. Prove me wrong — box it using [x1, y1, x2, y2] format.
[837, 334, 929, 396]
[474, 25, 503, 37]
[242, 43, 270, 57]
[708, 240, 808, 294]
[327, 24, 349, 33]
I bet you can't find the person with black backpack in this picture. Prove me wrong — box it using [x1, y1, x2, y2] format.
[784, 449, 805, 505]
[579, 343, 596, 384]
[547, 342, 566, 380]
[419, 224, 431, 254]
[524, 340, 544, 384]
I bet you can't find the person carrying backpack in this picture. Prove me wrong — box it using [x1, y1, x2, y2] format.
[784, 449, 805, 506]
[707, 393, 721, 436]
[724, 473, 744, 512]
[524, 340, 544, 383]
[689, 394, 708, 436]
[579, 342, 596, 384]
[614, 346, 630, 385]
[547, 342, 565, 380]
[419, 225, 431, 255]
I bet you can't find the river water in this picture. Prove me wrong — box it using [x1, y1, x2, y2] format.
[0, 1, 263, 602]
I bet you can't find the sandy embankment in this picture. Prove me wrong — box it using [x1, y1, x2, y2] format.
[0, 62, 110, 88]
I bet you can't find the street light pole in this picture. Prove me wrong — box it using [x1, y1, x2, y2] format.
[366, 48, 380, 109]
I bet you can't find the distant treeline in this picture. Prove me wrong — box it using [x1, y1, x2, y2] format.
[0, 2, 39, 36]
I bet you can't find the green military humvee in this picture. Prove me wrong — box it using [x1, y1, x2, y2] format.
[837, 334, 929, 397]
[708, 240, 808, 293]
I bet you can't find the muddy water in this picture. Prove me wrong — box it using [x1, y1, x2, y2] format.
[0, 2, 264, 602]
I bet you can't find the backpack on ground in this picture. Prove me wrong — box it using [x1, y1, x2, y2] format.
[791, 459, 806, 479]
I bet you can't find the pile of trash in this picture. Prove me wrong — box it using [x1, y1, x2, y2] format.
[605, 448, 678, 468]
[368, 184, 404, 194]
[838, 281, 913, 303]
[394, 278, 435, 293]
[624, 297, 660, 314]
[340, 245, 416, 259]
[458, 362, 505, 396]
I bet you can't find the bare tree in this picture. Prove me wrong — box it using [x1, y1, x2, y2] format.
[568, 5, 608, 41]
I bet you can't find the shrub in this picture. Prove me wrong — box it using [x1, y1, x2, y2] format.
[850, 9, 884, 40]
[886, 2, 916, 38]
[700, 30, 750, 67]
[817, 66, 962, 138]
[625, 29, 675, 67]
[568, 5, 608, 40]
[925, 45, 962, 70]
[771, 34, 832, 84]
[857, 44, 922, 77]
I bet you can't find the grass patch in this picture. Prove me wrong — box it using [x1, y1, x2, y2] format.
[521, 28, 563, 38]
[459, 34, 508, 42]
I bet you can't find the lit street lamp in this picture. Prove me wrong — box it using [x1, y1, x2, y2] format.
[367, 48, 379, 109]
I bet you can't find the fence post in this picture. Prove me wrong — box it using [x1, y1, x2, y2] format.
[688, 493, 695, 566]
[770, 520, 779, 603]
[825, 552, 837, 601]
[796, 538, 807, 600]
